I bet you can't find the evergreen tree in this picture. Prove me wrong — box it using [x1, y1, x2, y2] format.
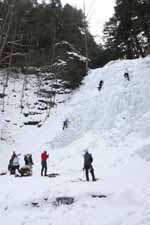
[0, 0, 100, 85]
[103, 0, 150, 59]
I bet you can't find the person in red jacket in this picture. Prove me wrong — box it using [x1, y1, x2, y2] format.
[41, 151, 49, 176]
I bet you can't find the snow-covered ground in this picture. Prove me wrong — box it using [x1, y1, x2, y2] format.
[0, 57, 150, 225]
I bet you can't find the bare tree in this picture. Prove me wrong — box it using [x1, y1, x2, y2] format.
[20, 75, 27, 113]
[0, 1, 16, 63]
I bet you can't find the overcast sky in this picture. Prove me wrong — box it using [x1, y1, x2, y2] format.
[61, 0, 115, 42]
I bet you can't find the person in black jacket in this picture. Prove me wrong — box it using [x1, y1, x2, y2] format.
[124, 72, 130, 81]
[62, 119, 69, 130]
[24, 154, 33, 166]
[98, 80, 104, 91]
[83, 150, 96, 181]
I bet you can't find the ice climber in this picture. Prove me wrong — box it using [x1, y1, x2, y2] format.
[62, 118, 69, 130]
[83, 150, 96, 181]
[124, 72, 130, 81]
[98, 80, 104, 91]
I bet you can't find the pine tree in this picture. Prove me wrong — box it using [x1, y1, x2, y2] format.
[103, 0, 150, 59]
[0, 0, 99, 69]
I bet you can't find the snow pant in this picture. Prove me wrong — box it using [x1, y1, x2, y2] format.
[98, 85, 103, 91]
[98, 86, 102, 91]
[63, 122, 68, 130]
[8, 164, 15, 175]
[41, 161, 47, 176]
[13, 165, 20, 174]
[124, 73, 130, 81]
[84, 165, 96, 181]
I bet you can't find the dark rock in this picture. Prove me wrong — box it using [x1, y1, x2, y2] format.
[38, 99, 56, 107]
[39, 89, 56, 97]
[0, 172, 7, 176]
[43, 75, 53, 81]
[91, 194, 107, 198]
[0, 93, 6, 98]
[38, 99, 50, 104]
[34, 102, 38, 105]
[37, 106, 48, 111]
[24, 121, 41, 126]
[29, 111, 42, 115]
[51, 41, 86, 89]
[31, 202, 39, 207]
[21, 66, 40, 75]
[4, 206, 8, 211]
[47, 173, 60, 178]
[52, 84, 61, 89]
[54, 197, 74, 206]
[5, 120, 10, 123]
[23, 113, 29, 117]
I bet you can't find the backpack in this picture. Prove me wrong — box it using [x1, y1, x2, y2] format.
[84, 153, 93, 166]
[24, 154, 33, 165]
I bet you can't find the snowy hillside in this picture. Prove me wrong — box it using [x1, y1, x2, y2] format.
[1, 57, 150, 225]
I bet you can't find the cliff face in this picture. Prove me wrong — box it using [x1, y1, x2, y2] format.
[0, 57, 150, 225]
[52, 41, 87, 88]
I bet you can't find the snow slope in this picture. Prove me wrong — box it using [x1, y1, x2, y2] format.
[1, 57, 150, 225]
